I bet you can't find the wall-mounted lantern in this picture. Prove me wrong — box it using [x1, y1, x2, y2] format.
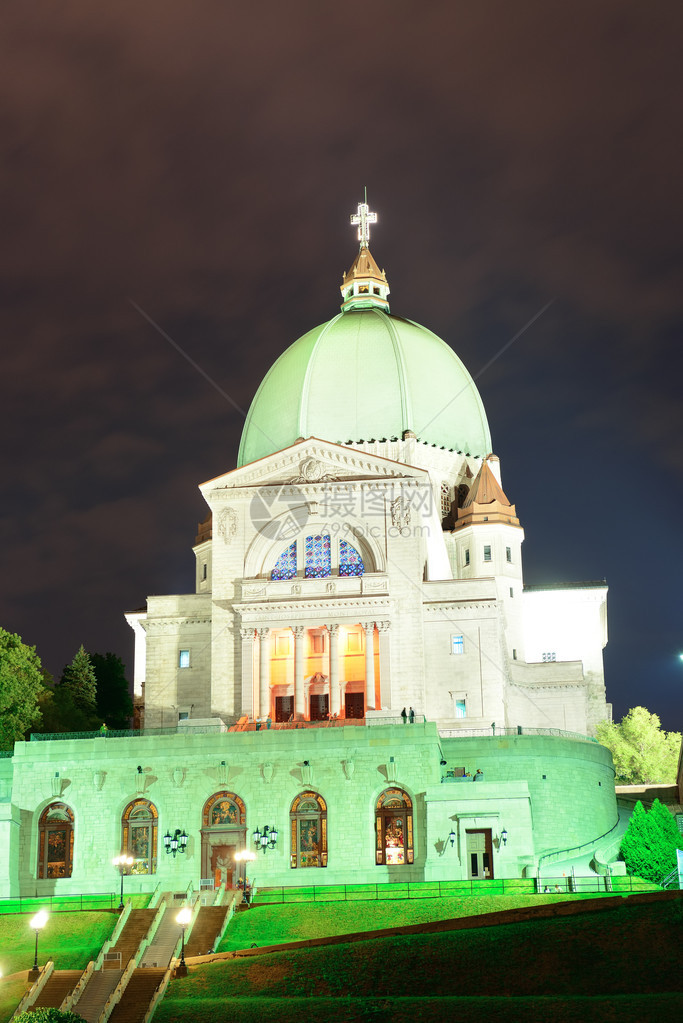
[164, 829, 188, 857]
[253, 824, 278, 853]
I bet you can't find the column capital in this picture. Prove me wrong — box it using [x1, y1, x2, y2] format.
[327, 623, 340, 637]
[376, 620, 391, 633]
[240, 627, 255, 641]
[292, 625, 305, 638]
[361, 621, 376, 633]
[257, 627, 270, 640]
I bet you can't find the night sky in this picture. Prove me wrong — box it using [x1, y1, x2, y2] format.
[1, 2, 681, 728]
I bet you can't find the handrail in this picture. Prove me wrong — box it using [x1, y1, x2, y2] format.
[537, 816, 620, 872]
[95, 899, 133, 970]
[142, 967, 172, 1023]
[97, 955, 136, 1023]
[439, 725, 598, 743]
[213, 891, 240, 950]
[11, 960, 54, 1018]
[147, 881, 163, 909]
[63, 959, 94, 1012]
[136, 901, 166, 964]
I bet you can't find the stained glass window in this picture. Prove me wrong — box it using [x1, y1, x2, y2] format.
[271, 541, 297, 580]
[290, 792, 327, 868]
[38, 803, 74, 879]
[339, 539, 364, 577]
[375, 788, 414, 866]
[121, 799, 158, 875]
[305, 535, 331, 578]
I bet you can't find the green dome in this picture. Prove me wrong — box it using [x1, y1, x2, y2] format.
[237, 308, 492, 467]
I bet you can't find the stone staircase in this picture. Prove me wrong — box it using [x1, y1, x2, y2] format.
[107, 968, 167, 1023]
[29, 969, 82, 1009]
[71, 968, 123, 1023]
[69, 907, 156, 1022]
[138, 898, 189, 969]
[184, 905, 228, 958]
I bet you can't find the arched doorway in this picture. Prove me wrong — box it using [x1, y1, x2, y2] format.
[200, 791, 247, 888]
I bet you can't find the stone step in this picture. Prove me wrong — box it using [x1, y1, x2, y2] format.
[108, 968, 167, 1023]
[32, 969, 82, 1008]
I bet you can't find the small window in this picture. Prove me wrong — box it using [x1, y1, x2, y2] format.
[464, 549, 470, 567]
[311, 633, 325, 654]
[509, 587, 514, 598]
[359, 285, 369, 294]
[483, 545, 492, 562]
[506, 547, 512, 563]
[373, 287, 380, 295]
[512, 648, 517, 660]
[440, 483, 451, 518]
[178, 711, 189, 721]
[483, 516, 488, 522]
[202, 563, 208, 580]
[542, 652, 556, 662]
[455, 699, 467, 719]
[179, 649, 190, 668]
[452, 635, 464, 655]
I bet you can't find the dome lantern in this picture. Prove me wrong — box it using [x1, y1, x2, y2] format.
[340, 197, 390, 313]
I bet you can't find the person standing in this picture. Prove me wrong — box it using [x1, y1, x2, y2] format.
[409, 707, 415, 724]
[401, 707, 407, 724]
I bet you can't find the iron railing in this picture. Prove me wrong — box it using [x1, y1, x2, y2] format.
[439, 725, 598, 742]
[0, 891, 126, 914]
[253, 875, 659, 905]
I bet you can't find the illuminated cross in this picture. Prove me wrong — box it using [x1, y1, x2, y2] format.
[350, 199, 377, 248]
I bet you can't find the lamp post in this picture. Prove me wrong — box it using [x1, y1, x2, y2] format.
[113, 854, 134, 911]
[234, 849, 256, 889]
[175, 907, 192, 977]
[28, 911, 48, 981]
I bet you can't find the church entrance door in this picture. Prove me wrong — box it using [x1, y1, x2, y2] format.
[345, 692, 365, 719]
[466, 829, 493, 880]
[200, 829, 245, 888]
[275, 696, 293, 722]
[309, 694, 329, 720]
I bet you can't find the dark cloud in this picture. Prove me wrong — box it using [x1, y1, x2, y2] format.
[1, 1, 681, 725]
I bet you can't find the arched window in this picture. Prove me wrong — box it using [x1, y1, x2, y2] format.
[121, 800, 158, 874]
[375, 788, 414, 866]
[457, 484, 470, 508]
[271, 541, 297, 581]
[202, 791, 246, 828]
[305, 535, 331, 578]
[290, 791, 327, 868]
[37, 803, 74, 879]
[339, 539, 364, 577]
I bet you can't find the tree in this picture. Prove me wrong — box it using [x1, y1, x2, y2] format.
[14, 1010, 87, 1022]
[620, 798, 683, 883]
[59, 645, 97, 711]
[91, 652, 133, 729]
[596, 706, 681, 784]
[0, 628, 44, 750]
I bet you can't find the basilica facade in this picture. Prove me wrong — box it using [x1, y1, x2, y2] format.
[0, 204, 619, 898]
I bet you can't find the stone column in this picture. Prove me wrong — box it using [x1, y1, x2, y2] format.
[257, 627, 271, 719]
[240, 628, 255, 718]
[362, 621, 376, 712]
[377, 621, 392, 711]
[328, 624, 341, 717]
[293, 626, 306, 718]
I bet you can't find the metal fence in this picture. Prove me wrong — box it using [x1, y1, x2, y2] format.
[438, 726, 598, 743]
[0, 891, 125, 915]
[253, 875, 659, 905]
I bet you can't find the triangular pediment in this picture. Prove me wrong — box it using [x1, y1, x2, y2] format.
[200, 437, 429, 494]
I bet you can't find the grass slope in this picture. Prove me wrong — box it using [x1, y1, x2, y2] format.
[157, 899, 683, 1023]
[219, 889, 648, 950]
[0, 911, 117, 1023]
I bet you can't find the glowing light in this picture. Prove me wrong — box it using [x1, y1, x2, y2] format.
[30, 911, 48, 931]
[176, 907, 192, 927]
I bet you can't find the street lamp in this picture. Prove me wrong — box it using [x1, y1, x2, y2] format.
[28, 911, 48, 980]
[175, 907, 192, 977]
[163, 829, 188, 858]
[113, 854, 134, 911]
[234, 849, 256, 889]
[252, 825, 278, 853]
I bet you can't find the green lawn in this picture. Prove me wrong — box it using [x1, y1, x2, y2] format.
[218, 888, 656, 950]
[157, 899, 683, 1023]
[0, 910, 118, 1023]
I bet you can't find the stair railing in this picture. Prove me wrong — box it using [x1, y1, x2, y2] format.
[62, 959, 94, 1013]
[147, 881, 163, 908]
[94, 898, 133, 970]
[11, 960, 54, 1018]
[96, 955, 137, 1023]
[135, 901, 167, 965]
[142, 967, 173, 1023]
